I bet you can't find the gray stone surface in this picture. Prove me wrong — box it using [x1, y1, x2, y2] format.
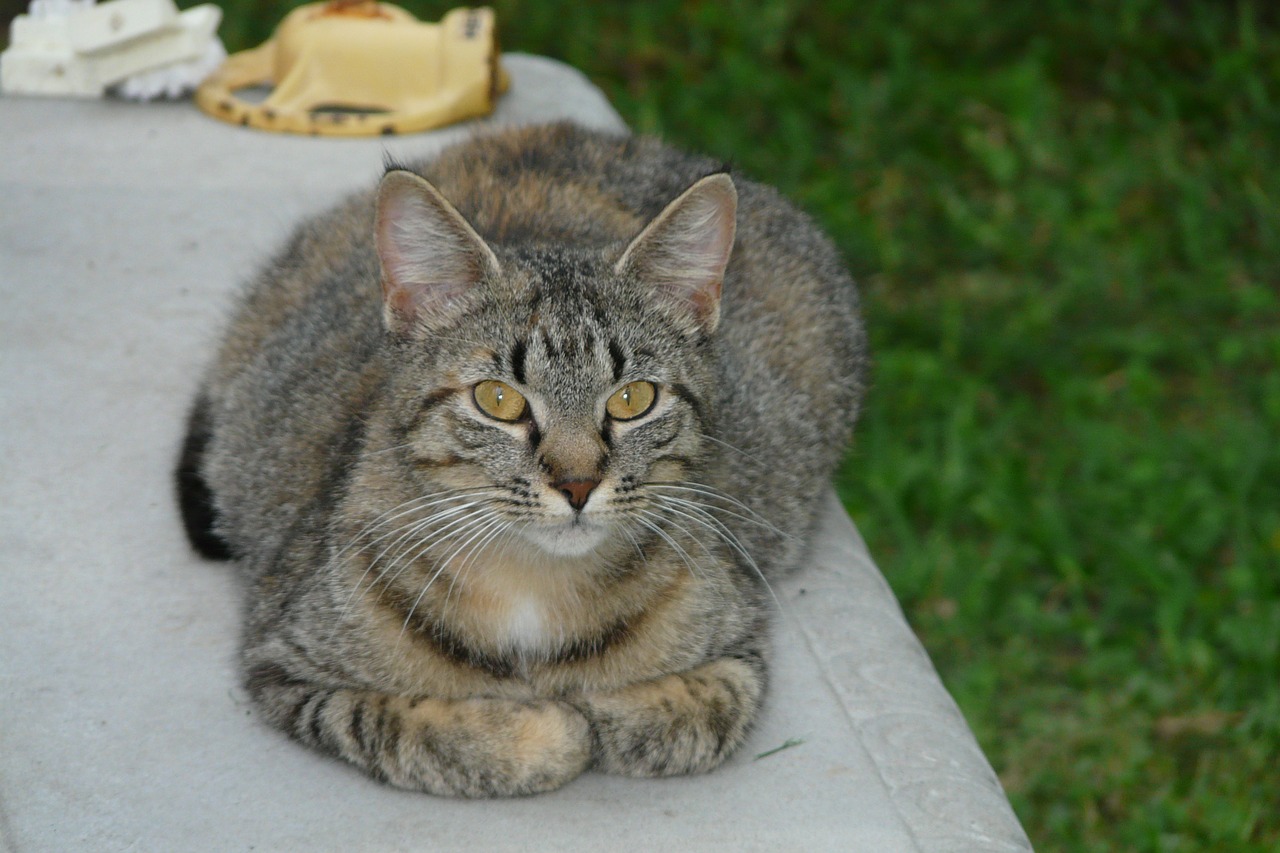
[0, 53, 1031, 852]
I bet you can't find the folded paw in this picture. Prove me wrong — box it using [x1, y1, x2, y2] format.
[572, 657, 764, 777]
[386, 696, 592, 797]
[251, 670, 592, 798]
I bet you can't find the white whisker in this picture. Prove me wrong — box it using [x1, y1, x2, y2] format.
[340, 499, 494, 617]
[440, 518, 514, 624]
[635, 509, 706, 581]
[330, 487, 497, 568]
[367, 506, 493, 602]
[364, 441, 415, 457]
[648, 495, 781, 612]
[700, 432, 770, 470]
[647, 481, 794, 540]
[400, 513, 506, 640]
[333, 492, 498, 628]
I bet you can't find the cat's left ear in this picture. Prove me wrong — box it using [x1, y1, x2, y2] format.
[615, 173, 737, 335]
[375, 170, 501, 335]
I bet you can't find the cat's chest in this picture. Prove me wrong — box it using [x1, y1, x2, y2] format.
[487, 593, 553, 654]
[361, 543, 699, 695]
[450, 557, 583, 658]
[448, 549, 648, 662]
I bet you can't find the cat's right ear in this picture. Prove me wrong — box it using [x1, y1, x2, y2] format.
[375, 171, 500, 335]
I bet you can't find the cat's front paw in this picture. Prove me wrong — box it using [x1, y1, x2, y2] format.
[250, 668, 593, 798]
[572, 657, 764, 777]
[403, 697, 592, 797]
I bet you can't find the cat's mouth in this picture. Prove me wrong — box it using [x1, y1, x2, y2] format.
[520, 515, 611, 557]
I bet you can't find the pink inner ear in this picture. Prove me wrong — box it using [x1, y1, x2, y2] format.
[383, 276, 426, 318]
[617, 174, 737, 332]
[375, 171, 498, 329]
[688, 277, 724, 320]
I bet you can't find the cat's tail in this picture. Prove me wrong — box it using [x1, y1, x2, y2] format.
[175, 392, 235, 561]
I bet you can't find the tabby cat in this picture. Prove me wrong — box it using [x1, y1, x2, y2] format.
[176, 122, 866, 797]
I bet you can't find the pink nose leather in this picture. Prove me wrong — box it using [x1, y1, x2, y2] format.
[554, 479, 599, 511]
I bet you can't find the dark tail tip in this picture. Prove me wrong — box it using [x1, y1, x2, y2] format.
[176, 394, 235, 561]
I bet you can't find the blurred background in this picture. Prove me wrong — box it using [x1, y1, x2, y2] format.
[12, 0, 1279, 848]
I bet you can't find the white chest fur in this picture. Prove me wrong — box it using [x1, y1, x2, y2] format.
[454, 545, 608, 659]
[500, 595, 551, 654]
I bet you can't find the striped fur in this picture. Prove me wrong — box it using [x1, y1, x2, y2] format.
[177, 123, 866, 796]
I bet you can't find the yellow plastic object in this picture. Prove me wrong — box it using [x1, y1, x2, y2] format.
[195, 2, 508, 136]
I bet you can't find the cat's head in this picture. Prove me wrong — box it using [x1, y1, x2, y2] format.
[372, 168, 736, 559]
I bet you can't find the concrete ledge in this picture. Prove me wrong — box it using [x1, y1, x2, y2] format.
[0, 54, 1031, 852]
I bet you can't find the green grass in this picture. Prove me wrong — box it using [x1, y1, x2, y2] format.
[196, 1, 1280, 847]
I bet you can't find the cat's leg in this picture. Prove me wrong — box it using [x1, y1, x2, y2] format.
[174, 391, 234, 560]
[244, 664, 592, 797]
[571, 653, 766, 777]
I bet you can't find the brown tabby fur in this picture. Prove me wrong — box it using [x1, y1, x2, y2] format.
[176, 122, 866, 796]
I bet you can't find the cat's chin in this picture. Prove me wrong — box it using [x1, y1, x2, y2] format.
[520, 520, 611, 558]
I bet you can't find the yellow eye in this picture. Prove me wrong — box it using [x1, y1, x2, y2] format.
[473, 380, 528, 421]
[606, 381, 657, 421]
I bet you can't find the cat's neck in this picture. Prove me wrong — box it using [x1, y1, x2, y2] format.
[368, 524, 681, 666]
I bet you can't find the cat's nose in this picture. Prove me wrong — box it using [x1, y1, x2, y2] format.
[554, 478, 599, 512]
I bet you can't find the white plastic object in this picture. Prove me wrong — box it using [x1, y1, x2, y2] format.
[1, 0, 224, 98]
